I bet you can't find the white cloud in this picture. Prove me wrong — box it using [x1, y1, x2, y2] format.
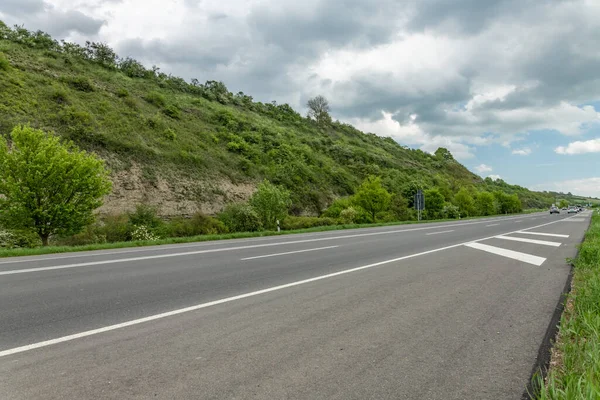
[488, 174, 502, 181]
[531, 177, 600, 198]
[512, 147, 532, 155]
[475, 164, 493, 173]
[555, 138, 600, 155]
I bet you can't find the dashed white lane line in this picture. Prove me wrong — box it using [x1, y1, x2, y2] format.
[495, 235, 561, 247]
[562, 218, 585, 222]
[465, 243, 546, 266]
[514, 220, 523, 223]
[425, 230, 455, 236]
[241, 246, 339, 260]
[517, 231, 569, 238]
[486, 224, 500, 227]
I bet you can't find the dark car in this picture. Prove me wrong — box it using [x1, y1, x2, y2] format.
[550, 206, 560, 214]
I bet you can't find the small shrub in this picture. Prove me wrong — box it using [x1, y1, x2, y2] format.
[322, 197, 352, 218]
[0, 52, 10, 71]
[339, 207, 359, 224]
[227, 140, 249, 154]
[116, 88, 129, 98]
[98, 214, 130, 242]
[144, 91, 166, 107]
[218, 203, 262, 232]
[50, 86, 69, 104]
[280, 216, 337, 230]
[54, 224, 106, 246]
[64, 76, 94, 92]
[0, 229, 40, 249]
[123, 96, 138, 110]
[131, 225, 160, 241]
[128, 204, 163, 231]
[163, 105, 180, 119]
[146, 114, 165, 130]
[163, 213, 227, 238]
[162, 128, 177, 141]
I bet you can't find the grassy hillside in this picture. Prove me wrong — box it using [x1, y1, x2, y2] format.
[0, 22, 594, 217]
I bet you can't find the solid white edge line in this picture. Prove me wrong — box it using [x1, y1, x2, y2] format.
[517, 231, 569, 238]
[425, 230, 455, 236]
[464, 243, 546, 266]
[0, 213, 547, 265]
[0, 212, 582, 358]
[495, 235, 561, 247]
[0, 214, 548, 274]
[241, 246, 339, 260]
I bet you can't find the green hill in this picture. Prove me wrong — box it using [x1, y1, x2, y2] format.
[0, 22, 594, 218]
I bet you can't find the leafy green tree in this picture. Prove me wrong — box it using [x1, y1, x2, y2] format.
[353, 176, 392, 222]
[453, 188, 475, 217]
[307, 95, 332, 125]
[390, 193, 410, 221]
[0, 126, 112, 246]
[249, 180, 292, 230]
[558, 199, 569, 209]
[424, 188, 445, 219]
[218, 203, 262, 232]
[475, 191, 496, 216]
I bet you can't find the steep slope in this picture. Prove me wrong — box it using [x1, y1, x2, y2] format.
[0, 24, 585, 216]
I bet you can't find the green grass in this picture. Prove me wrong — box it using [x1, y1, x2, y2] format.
[0, 210, 542, 258]
[0, 35, 581, 213]
[534, 213, 600, 399]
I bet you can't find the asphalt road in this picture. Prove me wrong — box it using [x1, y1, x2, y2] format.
[0, 211, 592, 399]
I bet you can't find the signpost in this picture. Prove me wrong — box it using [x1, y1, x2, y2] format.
[414, 190, 425, 221]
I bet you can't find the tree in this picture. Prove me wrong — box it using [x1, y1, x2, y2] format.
[307, 95, 332, 125]
[390, 193, 410, 221]
[424, 188, 445, 219]
[353, 176, 392, 222]
[558, 199, 569, 209]
[475, 191, 496, 216]
[0, 126, 112, 246]
[249, 180, 291, 230]
[453, 188, 475, 217]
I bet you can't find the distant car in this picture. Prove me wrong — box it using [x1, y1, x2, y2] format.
[568, 206, 578, 214]
[550, 207, 560, 214]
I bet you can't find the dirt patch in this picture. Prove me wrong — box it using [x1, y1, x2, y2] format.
[98, 162, 256, 217]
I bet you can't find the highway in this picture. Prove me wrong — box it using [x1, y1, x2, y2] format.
[0, 211, 592, 399]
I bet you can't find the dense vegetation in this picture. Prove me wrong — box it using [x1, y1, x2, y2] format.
[0, 22, 596, 249]
[535, 212, 600, 399]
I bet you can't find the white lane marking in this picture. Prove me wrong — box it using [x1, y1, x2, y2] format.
[562, 218, 585, 222]
[426, 230, 455, 236]
[0, 213, 547, 265]
[241, 246, 339, 261]
[514, 220, 523, 223]
[517, 231, 569, 238]
[495, 235, 561, 247]
[486, 224, 500, 227]
[0, 214, 549, 274]
[0, 214, 577, 357]
[465, 243, 546, 266]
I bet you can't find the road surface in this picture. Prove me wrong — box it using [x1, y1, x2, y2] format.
[0, 211, 592, 399]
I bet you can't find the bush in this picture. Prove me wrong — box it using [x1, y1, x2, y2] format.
[280, 216, 337, 230]
[64, 76, 94, 92]
[50, 86, 69, 104]
[98, 214, 130, 242]
[144, 91, 166, 107]
[116, 88, 129, 98]
[146, 114, 165, 130]
[322, 197, 352, 218]
[128, 204, 163, 232]
[163, 105, 180, 119]
[53, 224, 106, 246]
[163, 212, 227, 237]
[339, 207, 359, 224]
[162, 128, 177, 141]
[218, 203, 262, 232]
[131, 225, 160, 241]
[0, 229, 41, 248]
[442, 204, 460, 219]
[249, 180, 292, 230]
[0, 52, 10, 71]
[123, 96, 138, 110]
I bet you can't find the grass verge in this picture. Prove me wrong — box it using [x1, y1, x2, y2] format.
[0, 210, 543, 258]
[533, 212, 600, 399]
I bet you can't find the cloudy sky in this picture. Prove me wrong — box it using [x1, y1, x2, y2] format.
[2, 0, 600, 196]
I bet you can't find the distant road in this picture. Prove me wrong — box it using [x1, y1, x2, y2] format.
[0, 211, 591, 399]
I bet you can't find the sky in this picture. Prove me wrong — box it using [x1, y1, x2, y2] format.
[2, 0, 600, 197]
